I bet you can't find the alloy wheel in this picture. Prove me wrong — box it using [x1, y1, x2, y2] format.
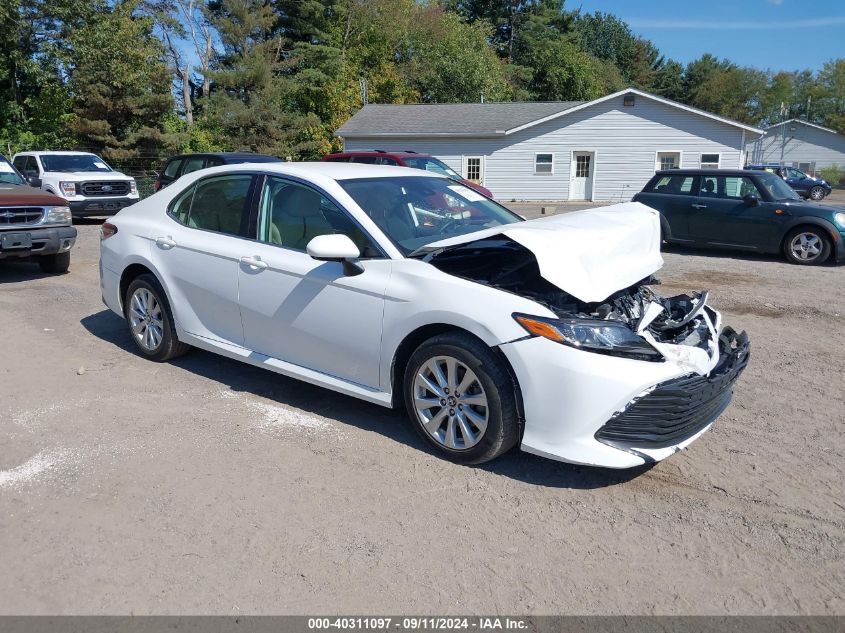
[412, 355, 489, 450]
[810, 186, 825, 201]
[789, 232, 823, 261]
[129, 287, 164, 351]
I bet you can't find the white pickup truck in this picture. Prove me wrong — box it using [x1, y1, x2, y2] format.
[12, 151, 139, 217]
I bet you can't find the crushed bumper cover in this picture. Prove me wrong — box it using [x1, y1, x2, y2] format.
[595, 327, 750, 451]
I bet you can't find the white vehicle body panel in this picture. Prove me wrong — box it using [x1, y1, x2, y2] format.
[99, 162, 745, 469]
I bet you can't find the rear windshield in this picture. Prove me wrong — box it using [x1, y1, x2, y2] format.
[402, 157, 462, 179]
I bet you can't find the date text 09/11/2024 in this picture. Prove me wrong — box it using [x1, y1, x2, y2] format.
[307, 617, 529, 630]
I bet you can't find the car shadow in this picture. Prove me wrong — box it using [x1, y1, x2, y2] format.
[661, 243, 842, 266]
[0, 259, 60, 283]
[80, 308, 650, 490]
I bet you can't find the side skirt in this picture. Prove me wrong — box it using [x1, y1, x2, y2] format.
[179, 331, 394, 407]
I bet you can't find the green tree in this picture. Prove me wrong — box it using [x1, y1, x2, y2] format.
[817, 59, 845, 133]
[68, 0, 178, 159]
[651, 59, 685, 101]
[203, 0, 323, 157]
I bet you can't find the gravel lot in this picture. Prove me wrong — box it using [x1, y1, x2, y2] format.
[1, 210, 844, 615]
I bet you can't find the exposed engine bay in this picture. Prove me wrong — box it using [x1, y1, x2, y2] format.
[422, 236, 714, 350]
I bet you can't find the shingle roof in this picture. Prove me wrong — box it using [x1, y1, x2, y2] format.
[336, 101, 585, 137]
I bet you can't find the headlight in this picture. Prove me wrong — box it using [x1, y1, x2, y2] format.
[43, 206, 72, 224]
[129, 179, 137, 194]
[834, 212, 845, 229]
[59, 181, 77, 197]
[513, 313, 663, 361]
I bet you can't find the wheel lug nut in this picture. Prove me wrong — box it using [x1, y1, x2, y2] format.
[458, 404, 463, 410]
[449, 409, 455, 415]
[455, 392, 460, 397]
[440, 398, 446, 405]
[444, 388, 449, 394]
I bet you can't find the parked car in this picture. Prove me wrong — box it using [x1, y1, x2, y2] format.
[100, 162, 749, 469]
[11, 151, 139, 217]
[633, 169, 845, 265]
[746, 164, 832, 201]
[0, 155, 77, 272]
[323, 150, 494, 198]
[154, 152, 284, 192]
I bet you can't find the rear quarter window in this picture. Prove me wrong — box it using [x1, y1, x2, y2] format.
[645, 174, 695, 195]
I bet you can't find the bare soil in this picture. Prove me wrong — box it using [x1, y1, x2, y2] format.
[1, 220, 843, 615]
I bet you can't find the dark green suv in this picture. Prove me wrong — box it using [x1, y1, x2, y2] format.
[633, 169, 845, 265]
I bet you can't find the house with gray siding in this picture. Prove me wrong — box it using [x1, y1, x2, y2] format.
[746, 119, 845, 176]
[336, 88, 763, 201]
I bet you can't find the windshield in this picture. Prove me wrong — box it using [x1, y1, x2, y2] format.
[339, 176, 522, 255]
[0, 159, 25, 185]
[40, 154, 112, 173]
[402, 157, 462, 179]
[755, 171, 800, 200]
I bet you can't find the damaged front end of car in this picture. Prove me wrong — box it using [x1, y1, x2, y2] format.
[420, 235, 732, 368]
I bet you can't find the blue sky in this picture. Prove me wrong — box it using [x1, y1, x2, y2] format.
[572, 0, 845, 72]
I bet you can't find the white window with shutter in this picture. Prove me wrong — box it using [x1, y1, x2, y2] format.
[700, 153, 721, 168]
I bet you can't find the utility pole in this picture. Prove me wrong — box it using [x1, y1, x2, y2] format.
[779, 101, 787, 164]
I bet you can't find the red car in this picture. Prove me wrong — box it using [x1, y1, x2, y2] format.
[322, 150, 493, 198]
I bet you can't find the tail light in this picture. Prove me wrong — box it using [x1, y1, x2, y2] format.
[101, 222, 118, 240]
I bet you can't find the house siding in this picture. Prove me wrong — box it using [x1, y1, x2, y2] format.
[343, 94, 750, 201]
[747, 122, 845, 173]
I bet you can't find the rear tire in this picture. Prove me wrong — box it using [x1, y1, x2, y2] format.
[809, 186, 826, 201]
[124, 274, 190, 361]
[403, 332, 520, 464]
[783, 227, 831, 265]
[38, 252, 70, 274]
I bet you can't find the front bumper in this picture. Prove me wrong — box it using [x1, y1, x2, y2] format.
[833, 231, 845, 263]
[68, 196, 137, 217]
[500, 323, 750, 469]
[0, 226, 77, 260]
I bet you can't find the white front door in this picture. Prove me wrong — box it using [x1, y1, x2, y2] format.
[569, 151, 594, 201]
[237, 176, 390, 388]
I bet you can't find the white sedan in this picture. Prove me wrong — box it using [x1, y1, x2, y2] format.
[99, 162, 749, 468]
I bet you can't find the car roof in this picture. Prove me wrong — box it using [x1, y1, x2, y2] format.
[16, 151, 99, 156]
[655, 168, 762, 177]
[327, 150, 432, 158]
[169, 152, 282, 162]
[189, 161, 444, 182]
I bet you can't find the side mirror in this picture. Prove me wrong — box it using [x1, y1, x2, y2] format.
[27, 176, 42, 188]
[743, 194, 759, 207]
[306, 234, 363, 276]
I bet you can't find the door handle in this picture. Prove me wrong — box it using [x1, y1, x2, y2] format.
[240, 256, 268, 270]
[155, 236, 176, 249]
[691, 203, 707, 209]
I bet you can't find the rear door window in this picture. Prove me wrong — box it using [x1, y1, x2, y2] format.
[183, 174, 255, 237]
[648, 174, 695, 195]
[163, 159, 182, 178]
[181, 156, 207, 176]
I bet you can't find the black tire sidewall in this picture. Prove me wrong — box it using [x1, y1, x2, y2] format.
[784, 227, 831, 265]
[403, 333, 519, 464]
[124, 274, 180, 361]
[38, 252, 70, 273]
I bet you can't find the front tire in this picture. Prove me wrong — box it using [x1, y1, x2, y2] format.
[38, 252, 70, 273]
[404, 332, 520, 464]
[783, 227, 831, 265]
[809, 186, 826, 201]
[124, 274, 190, 361]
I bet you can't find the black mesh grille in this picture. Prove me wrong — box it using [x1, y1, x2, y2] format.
[80, 181, 130, 196]
[0, 207, 44, 225]
[595, 329, 750, 449]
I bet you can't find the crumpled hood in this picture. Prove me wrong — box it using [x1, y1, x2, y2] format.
[425, 202, 664, 303]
